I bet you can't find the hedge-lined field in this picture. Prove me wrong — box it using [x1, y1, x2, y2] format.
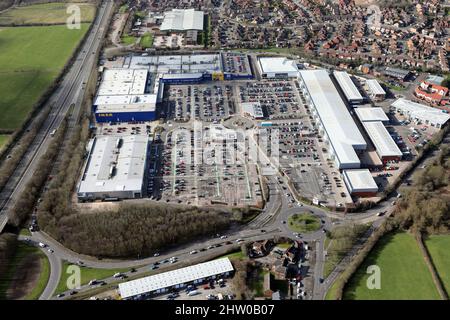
[0, 24, 89, 130]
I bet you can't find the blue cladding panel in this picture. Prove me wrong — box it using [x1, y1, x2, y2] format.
[95, 111, 155, 123]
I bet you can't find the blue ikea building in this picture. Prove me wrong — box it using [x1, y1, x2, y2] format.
[93, 94, 157, 123]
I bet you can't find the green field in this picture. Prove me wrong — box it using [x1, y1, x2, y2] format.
[0, 24, 90, 131]
[55, 261, 129, 295]
[287, 213, 320, 233]
[425, 235, 450, 295]
[343, 232, 441, 300]
[0, 3, 96, 25]
[140, 32, 153, 48]
[0, 242, 50, 300]
[0, 134, 9, 149]
[121, 34, 137, 45]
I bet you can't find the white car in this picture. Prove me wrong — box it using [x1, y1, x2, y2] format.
[38, 242, 46, 248]
[189, 250, 197, 255]
[153, 253, 160, 257]
[47, 249, 54, 253]
[235, 239, 244, 243]
[220, 235, 227, 239]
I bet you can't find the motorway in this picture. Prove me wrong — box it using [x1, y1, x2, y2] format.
[0, 1, 114, 232]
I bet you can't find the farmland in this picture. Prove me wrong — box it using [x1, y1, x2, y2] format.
[0, 2, 96, 25]
[425, 235, 450, 295]
[0, 135, 9, 149]
[0, 24, 90, 131]
[343, 233, 441, 300]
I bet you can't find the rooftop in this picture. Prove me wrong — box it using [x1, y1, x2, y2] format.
[391, 98, 450, 125]
[343, 169, 378, 192]
[258, 57, 298, 74]
[118, 258, 234, 299]
[355, 107, 389, 122]
[362, 121, 403, 158]
[298, 69, 366, 167]
[78, 135, 148, 195]
[160, 9, 204, 31]
[366, 79, 386, 96]
[97, 69, 148, 96]
[333, 71, 364, 102]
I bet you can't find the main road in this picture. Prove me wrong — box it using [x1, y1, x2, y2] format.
[0, 0, 115, 232]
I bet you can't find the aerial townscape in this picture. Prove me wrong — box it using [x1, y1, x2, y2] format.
[0, 0, 450, 308]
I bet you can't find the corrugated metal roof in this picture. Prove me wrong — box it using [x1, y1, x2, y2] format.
[160, 9, 204, 31]
[333, 71, 364, 102]
[343, 169, 378, 192]
[298, 70, 366, 168]
[366, 79, 386, 96]
[258, 57, 298, 74]
[78, 135, 148, 194]
[391, 98, 450, 126]
[355, 107, 389, 122]
[362, 121, 403, 158]
[119, 258, 234, 299]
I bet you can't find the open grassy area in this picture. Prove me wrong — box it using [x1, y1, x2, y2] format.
[287, 213, 320, 233]
[0, 24, 90, 131]
[0, 134, 10, 149]
[215, 249, 246, 260]
[121, 34, 137, 45]
[140, 32, 153, 48]
[55, 261, 129, 295]
[0, 242, 50, 300]
[24, 251, 50, 300]
[343, 232, 441, 300]
[425, 235, 450, 295]
[0, 2, 96, 25]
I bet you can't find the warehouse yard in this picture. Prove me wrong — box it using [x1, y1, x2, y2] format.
[0, 24, 90, 131]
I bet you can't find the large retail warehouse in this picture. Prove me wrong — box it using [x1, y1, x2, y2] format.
[119, 258, 234, 299]
[298, 69, 367, 169]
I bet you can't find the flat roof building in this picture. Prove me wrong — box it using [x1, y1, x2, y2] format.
[366, 79, 386, 101]
[298, 69, 366, 169]
[355, 107, 402, 162]
[77, 135, 148, 201]
[94, 69, 156, 122]
[383, 67, 411, 81]
[343, 169, 378, 197]
[391, 98, 450, 128]
[160, 9, 204, 32]
[257, 57, 299, 79]
[119, 258, 234, 299]
[355, 107, 389, 123]
[362, 121, 403, 162]
[333, 71, 364, 104]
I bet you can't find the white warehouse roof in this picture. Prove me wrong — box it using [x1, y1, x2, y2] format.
[355, 107, 389, 122]
[333, 71, 364, 103]
[366, 79, 386, 96]
[298, 70, 366, 168]
[78, 135, 148, 195]
[98, 69, 148, 96]
[343, 169, 378, 193]
[362, 121, 403, 158]
[119, 258, 234, 299]
[160, 9, 204, 31]
[258, 57, 298, 75]
[391, 98, 450, 127]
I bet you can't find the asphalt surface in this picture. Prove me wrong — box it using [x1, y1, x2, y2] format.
[0, 0, 114, 232]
